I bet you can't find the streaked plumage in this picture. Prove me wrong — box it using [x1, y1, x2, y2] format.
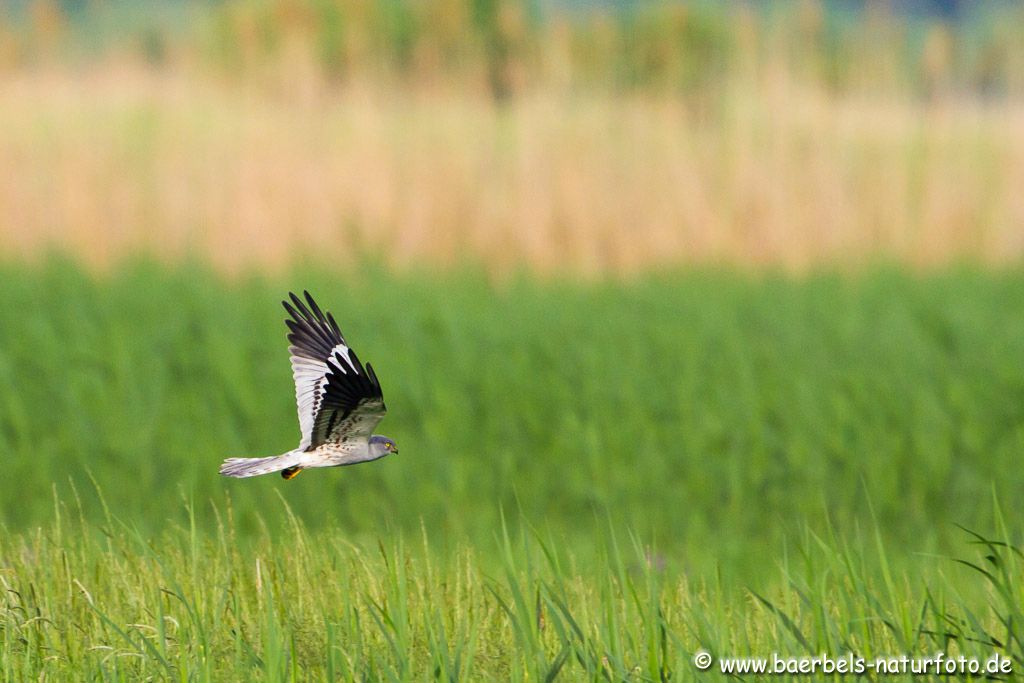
[219, 291, 397, 479]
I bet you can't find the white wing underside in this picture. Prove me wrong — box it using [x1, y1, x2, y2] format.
[290, 342, 383, 450]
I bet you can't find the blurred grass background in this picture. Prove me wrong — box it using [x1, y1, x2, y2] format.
[3, 262, 1024, 678]
[0, 0, 1022, 273]
[0, 0, 1021, 571]
[0, 0, 1019, 565]
[2, 262, 1023, 576]
[2, 2, 1024, 677]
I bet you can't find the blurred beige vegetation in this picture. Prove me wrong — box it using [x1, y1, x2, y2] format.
[1, 0, 1023, 275]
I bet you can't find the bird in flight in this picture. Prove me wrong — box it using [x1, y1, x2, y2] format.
[220, 291, 397, 480]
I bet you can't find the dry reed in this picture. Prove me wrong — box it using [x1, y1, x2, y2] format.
[0, 0, 1022, 275]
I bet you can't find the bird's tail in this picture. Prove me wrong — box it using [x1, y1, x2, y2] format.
[219, 451, 303, 479]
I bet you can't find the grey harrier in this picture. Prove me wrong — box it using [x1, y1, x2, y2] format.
[219, 291, 397, 480]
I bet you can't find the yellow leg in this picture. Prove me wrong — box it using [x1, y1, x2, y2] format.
[281, 466, 303, 480]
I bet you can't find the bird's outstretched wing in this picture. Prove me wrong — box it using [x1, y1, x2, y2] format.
[283, 291, 386, 450]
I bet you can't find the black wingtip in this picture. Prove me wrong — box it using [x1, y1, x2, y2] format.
[326, 311, 342, 339]
[305, 291, 326, 320]
[283, 292, 302, 315]
[291, 291, 309, 315]
[283, 291, 326, 323]
[282, 299, 301, 323]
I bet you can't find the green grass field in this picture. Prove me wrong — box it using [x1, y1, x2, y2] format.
[1, 263, 1023, 679]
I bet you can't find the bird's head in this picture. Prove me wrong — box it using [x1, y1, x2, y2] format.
[369, 435, 399, 457]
